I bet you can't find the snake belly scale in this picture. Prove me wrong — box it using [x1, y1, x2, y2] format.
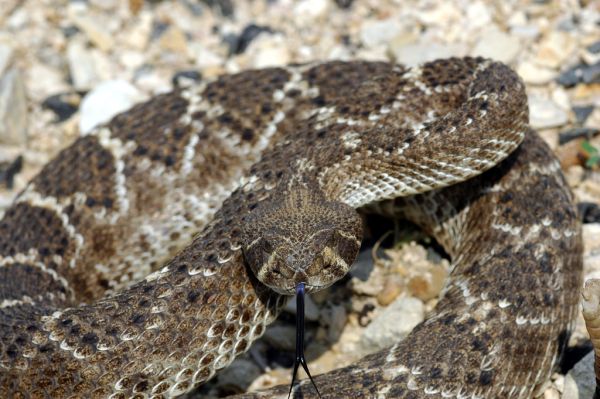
[0, 58, 582, 398]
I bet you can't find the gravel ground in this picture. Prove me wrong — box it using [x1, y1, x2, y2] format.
[0, 0, 599, 397]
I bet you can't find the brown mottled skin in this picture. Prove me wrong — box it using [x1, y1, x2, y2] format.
[0, 58, 582, 398]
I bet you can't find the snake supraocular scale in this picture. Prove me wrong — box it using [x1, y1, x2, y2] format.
[0, 57, 582, 398]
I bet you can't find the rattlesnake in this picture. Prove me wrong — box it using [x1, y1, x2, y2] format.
[0, 57, 582, 398]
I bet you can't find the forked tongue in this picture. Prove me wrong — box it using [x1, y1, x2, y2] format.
[288, 282, 322, 398]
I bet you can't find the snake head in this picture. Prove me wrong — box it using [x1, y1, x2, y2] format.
[241, 189, 363, 295]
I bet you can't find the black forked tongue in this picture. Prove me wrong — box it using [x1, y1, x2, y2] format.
[288, 282, 322, 399]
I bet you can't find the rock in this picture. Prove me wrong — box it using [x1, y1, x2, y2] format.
[41, 92, 84, 122]
[578, 202, 600, 224]
[360, 19, 404, 48]
[558, 127, 598, 145]
[158, 25, 188, 55]
[562, 350, 595, 399]
[215, 358, 262, 393]
[262, 323, 296, 351]
[586, 108, 600, 130]
[390, 41, 466, 67]
[376, 273, 403, 306]
[465, 2, 491, 29]
[79, 80, 144, 134]
[67, 40, 100, 90]
[517, 61, 556, 85]
[536, 31, 578, 69]
[319, 304, 347, 343]
[0, 43, 13, 76]
[589, 41, 600, 54]
[472, 27, 521, 64]
[0, 68, 28, 145]
[510, 25, 541, 40]
[357, 297, 424, 355]
[334, 0, 353, 9]
[171, 70, 202, 88]
[558, 62, 600, 87]
[528, 94, 569, 129]
[0, 154, 22, 189]
[349, 247, 375, 281]
[230, 24, 274, 55]
[573, 105, 595, 125]
[248, 35, 291, 69]
[284, 293, 320, 321]
[70, 13, 114, 52]
[293, 0, 330, 21]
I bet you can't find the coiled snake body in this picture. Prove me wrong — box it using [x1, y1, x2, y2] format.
[0, 58, 582, 398]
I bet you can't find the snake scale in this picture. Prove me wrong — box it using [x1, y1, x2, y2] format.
[0, 57, 583, 398]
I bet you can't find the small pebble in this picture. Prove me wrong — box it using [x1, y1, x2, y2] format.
[0, 68, 28, 145]
[0, 43, 13, 76]
[0, 154, 22, 189]
[578, 202, 600, 224]
[557, 62, 600, 87]
[472, 27, 521, 64]
[529, 94, 569, 129]
[171, 70, 202, 88]
[79, 80, 144, 134]
[558, 127, 598, 145]
[67, 40, 101, 90]
[70, 13, 114, 52]
[573, 105, 595, 125]
[41, 91, 84, 122]
[588, 41, 600, 54]
[517, 61, 555, 85]
[230, 24, 274, 55]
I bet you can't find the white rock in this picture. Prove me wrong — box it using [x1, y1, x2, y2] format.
[248, 36, 291, 69]
[528, 94, 569, 129]
[465, 2, 491, 29]
[562, 350, 595, 399]
[358, 296, 424, 355]
[360, 19, 404, 48]
[391, 41, 466, 67]
[293, 0, 330, 20]
[0, 68, 27, 145]
[535, 31, 578, 69]
[517, 61, 556, 85]
[79, 80, 144, 134]
[0, 43, 13, 76]
[67, 40, 100, 90]
[472, 27, 521, 64]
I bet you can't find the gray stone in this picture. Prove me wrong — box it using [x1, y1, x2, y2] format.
[563, 350, 595, 399]
[262, 323, 296, 351]
[0, 43, 13, 76]
[283, 292, 320, 322]
[215, 358, 262, 392]
[79, 80, 144, 134]
[357, 296, 424, 355]
[0, 68, 28, 145]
